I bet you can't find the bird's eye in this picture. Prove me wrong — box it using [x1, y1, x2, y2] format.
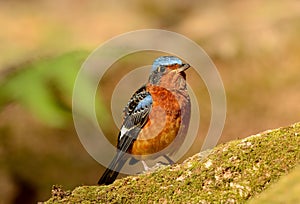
[157, 66, 165, 72]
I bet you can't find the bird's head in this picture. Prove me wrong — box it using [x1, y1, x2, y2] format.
[148, 56, 190, 90]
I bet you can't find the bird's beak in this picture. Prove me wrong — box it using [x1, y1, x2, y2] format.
[177, 64, 190, 73]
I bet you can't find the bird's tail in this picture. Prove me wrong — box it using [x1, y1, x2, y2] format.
[98, 151, 126, 185]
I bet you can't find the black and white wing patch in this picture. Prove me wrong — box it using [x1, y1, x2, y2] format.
[123, 85, 149, 119]
[117, 86, 152, 151]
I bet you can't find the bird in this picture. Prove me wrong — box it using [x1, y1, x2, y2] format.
[98, 56, 191, 185]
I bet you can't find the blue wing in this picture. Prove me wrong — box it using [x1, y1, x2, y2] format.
[118, 85, 152, 149]
[98, 85, 152, 185]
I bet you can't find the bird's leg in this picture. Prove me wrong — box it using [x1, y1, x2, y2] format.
[141, 156, 174, 173]
[154, 155, 174, 167]
[141, 160, 151, 171]
[163, 155, 174, 165]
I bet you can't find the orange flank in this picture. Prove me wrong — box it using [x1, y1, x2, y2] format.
[130, 85, 182, 155]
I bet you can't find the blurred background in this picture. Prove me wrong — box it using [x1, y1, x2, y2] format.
[0, 0, 299, 203]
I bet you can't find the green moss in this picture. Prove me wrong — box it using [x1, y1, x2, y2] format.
[43, 122, 300, 203]
[247, 164, 300, 204]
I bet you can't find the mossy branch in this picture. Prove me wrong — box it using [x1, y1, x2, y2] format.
[43, 122, 300, 203]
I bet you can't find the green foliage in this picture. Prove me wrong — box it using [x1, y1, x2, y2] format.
[0, 51, 101, 127]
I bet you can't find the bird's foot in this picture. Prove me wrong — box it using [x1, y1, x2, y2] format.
[141, 160, 171, 173]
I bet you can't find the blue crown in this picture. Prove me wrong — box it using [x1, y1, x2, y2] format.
[152, 56, 182, 71]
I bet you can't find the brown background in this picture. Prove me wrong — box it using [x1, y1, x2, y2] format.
[0, 0, 299, 203]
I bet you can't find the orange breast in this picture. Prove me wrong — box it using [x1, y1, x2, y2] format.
[130, 85, 182, 156]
